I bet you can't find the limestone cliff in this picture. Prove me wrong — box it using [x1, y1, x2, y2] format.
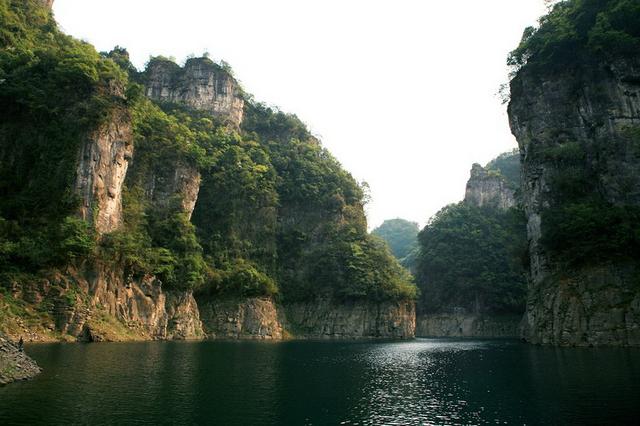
[144, 57, 244, 127]
[198, 298, 284, 339]
[284, 299, 415, 339]
[4, 264, 204, 342]
[464, 163, 516, 210]
[75, 107, 133, 234]
[509, 57, 640, 346]
[198, 297, 416, 340]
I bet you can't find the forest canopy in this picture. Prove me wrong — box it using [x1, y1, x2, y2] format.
[508, 0, 640, 73]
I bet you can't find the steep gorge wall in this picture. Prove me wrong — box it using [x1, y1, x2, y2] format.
[509, 59, 640, 346]
[284, 299, 415, 339]
[74, 107, 133, 234]
[198, 297, 416, 340]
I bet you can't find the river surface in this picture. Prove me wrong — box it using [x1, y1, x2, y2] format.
[1, 339, 639, 425]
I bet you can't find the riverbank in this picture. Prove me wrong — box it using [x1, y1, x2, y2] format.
[0, 333, 41, 385]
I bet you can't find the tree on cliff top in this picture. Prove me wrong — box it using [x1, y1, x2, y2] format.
[508, 0, 640, 73]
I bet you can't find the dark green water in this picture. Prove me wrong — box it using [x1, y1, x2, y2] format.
[1, 339, 639, 425]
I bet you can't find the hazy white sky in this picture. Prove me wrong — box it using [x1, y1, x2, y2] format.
[53, 0, 547, 229]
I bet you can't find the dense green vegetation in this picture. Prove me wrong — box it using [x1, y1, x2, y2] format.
[371, 219, 419, 268]
[0, 0, 415, 303]
[537, 134, 640, 268]
[415, 203, 527, 315]
[237, 103, 416, 302]
[0, 0, 126, 272]
[508, 0, 640, 73]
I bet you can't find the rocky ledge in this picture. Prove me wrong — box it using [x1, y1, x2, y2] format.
[0, 334, 41, 386]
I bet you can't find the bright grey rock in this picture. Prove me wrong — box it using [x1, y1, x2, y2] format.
[144, 57, 244, 128]
[464, 163, 516, 210]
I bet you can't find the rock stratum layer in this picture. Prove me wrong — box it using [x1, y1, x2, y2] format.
[509, 56, 640, 346]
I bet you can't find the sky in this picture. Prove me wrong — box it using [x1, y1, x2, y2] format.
[53, 0, 548, 229]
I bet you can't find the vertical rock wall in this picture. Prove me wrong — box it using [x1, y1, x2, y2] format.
[197, 297, 416, 340]
[74, 107, 133, 234]
[464, 163, 516, 210]
[145, 57, 244, 127]
[509, 59, 640, 346]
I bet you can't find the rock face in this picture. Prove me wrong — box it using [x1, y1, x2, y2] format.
[284, 299, 416, 339]
[416, 314, 520, 338]
[198, 298, 416, 339]
[75, 107, 133, 234]
[509, 58, 640, 346]
[10, 264, 204, 342]
[0, 333, 41, 385]
[464, 163, 516, 210]
[144, 57, 244, 127]
[41, 0, 54, 9]
[198, 298, 284, 339]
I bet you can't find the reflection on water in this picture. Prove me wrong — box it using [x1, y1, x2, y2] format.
[1, 339, 639, 425]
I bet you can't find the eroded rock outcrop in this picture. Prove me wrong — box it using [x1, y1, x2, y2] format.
[8, 264, 204, 342]
[464, 163, 516, 210]
[144, 57, 244, 127]
[198, 298, 284, 339]
[75, 107, 133, 234]
[509, 58, 640, 346]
